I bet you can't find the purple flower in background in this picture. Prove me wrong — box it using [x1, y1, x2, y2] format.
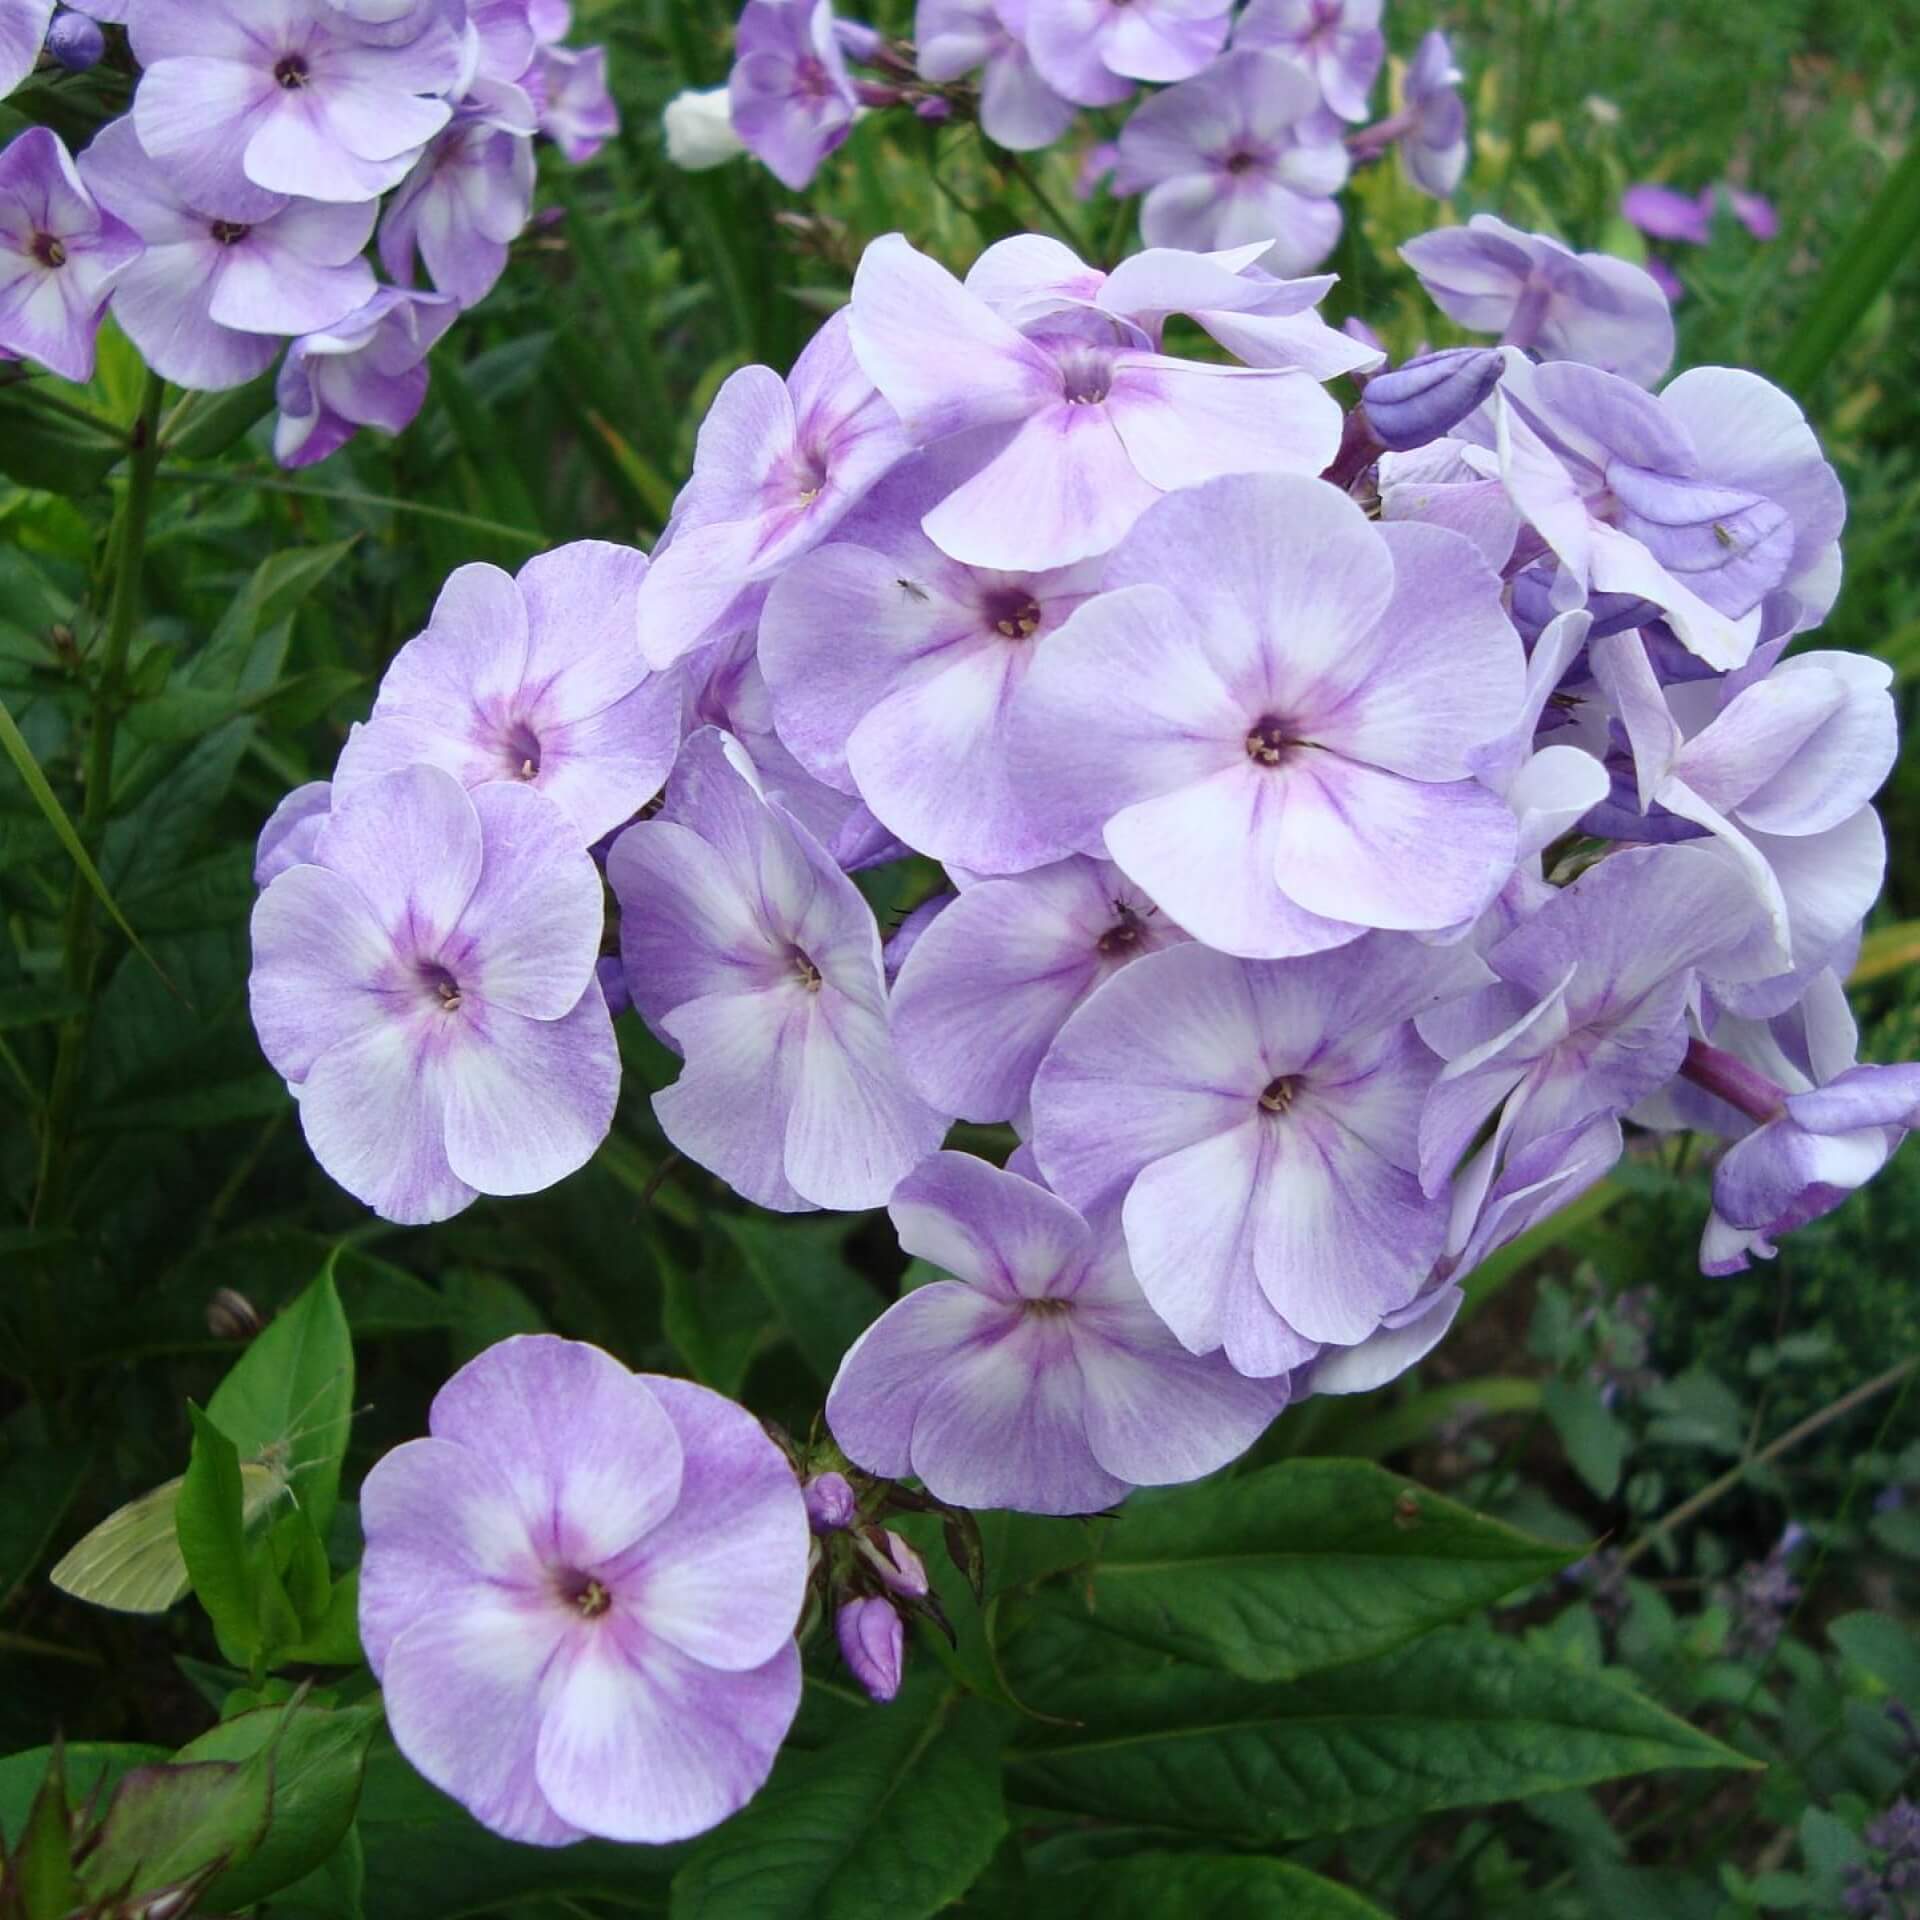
[836, 1596, 905, 1700]
[915, 0, 1075, 152]
[130, 0, 466, 220]
[1026, 0, 1233, 109]
[1030, 936, 1489, 1376]
[1010, 474, 1525, 957]
[0, 127, 138, 382]
[250, 766, 619, 1224]
[664, 84, 748, 169]
[275, 285, 459, 467]
[335, 544, 681, 846]
[380, 117, 536, 310]
[1399, 29, 1468, 197]
[81, 118, 378, 392]
[729, 0, 859, 190]
[1416, 844, 1756, 1195]
[827, 1153, 1288, 1512]
[607, 729, 949, 1212]
[759, 445, 1104, 873]
[1680, 973, 1920, 1272]
[254, 780, 333, 887]
[1112, 51, 1349, 274]
[848, 233, 1343, 571]
[532, 43, 619, 162]
[1482, 355, 1845, 666]
[1235, 0, 1383, 122]
[1402, 214, 1674, 387]
[46, 9, 105, 71]
[891, 855, 1189, 1122]
[1729, 189, 1777, 240]
[638, 309, 912, 667]
[361, 1335, 808, 1844]
[1591, 631, 1893, 990]
[1622, 182, 1713, 247]
[0, 0, 53, 98]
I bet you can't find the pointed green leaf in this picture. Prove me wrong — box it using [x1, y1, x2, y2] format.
[1078, 1461, 1572, 1681]
[0, 1747, 169, 1849]
[715, 1214, 883, 1386]
[1005, 1617, 1755, 1843]
[178, 1405, 259, 1664]
[10, 1745, 81, 1919]
[79, 1740, 276, 1904]
[1037, 1853, 1389, 1919]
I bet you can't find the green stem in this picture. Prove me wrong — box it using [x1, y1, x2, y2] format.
[994, 147, 1086, 254]
[33, 368, 168, 1228]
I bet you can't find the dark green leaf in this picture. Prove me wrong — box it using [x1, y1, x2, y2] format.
[278, 1568, 363, 1669]
[0, 1746, 168, 1848]
[178, 1405, 259, 1664]
[659, 1225, 768, 1397]
[1035, 1852, 1389, 1919]
[165, 373, 277, 461]
[208, 540, 358, 658]
[8, 1744, 80, 1918]
[0, 382, 123, 494]
[176, 1701, 380, 1910]
[1075, 1460, 1571, 1681]
[670, 1676, 1009, 1920]
[0, 1441, 91, 1607]
[715, 1214, 883, 1386]
[1544, 1377, 1629, 1500]
[1829, 1611, 1920, 1705]
[79, 1747, 274, 1905]
[1005, 1616, 1755, 1842]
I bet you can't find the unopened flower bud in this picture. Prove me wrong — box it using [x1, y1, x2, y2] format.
[803, 1470, 856, 1534]
[1361, 346, 1504, 452]
[836, 1595, 904, 1702]
[662, 87, 745, 171]
[46, 10, 106, 70]
[858, 1526, 929, 1598]
[914, 96, 953, 123]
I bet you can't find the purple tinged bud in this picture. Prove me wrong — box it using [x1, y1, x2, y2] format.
[46, 9, 104, 69]
[859, 1527, 930, 1598]
[836, 1596, 905, 1702]
[1729, 189, 1778, 240]
[1361, 346, 1504, 451]
[834, 17, 885, 61]
[914, 95, 952, 122]
[803, 1470, 857, 1533]
[1621, 182, 1713, 248]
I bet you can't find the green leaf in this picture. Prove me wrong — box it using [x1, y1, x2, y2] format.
[1544, 1376, 1629, 1500]
[715, 1213, 883, 1386]
[670, 1677, 1009, 1920]
[207, 1257, 356, 1541]
[0, 1441, 91, 1607]
[79, 1744, 276, 1905]
[0, 692, 175, 990]
[0, 1745, 168, 1848]
[1004, 1617, 1755, 1843]
[1829, 1610, 1920, 1705]
[1036, 1852, 1390, 1919]
[165, 372, 277, 461]
[7, 1744, 80, 1919]
[1073, 1460, 1571, 1681]
[176, 1701, 381, 1910]
[277, 1568, 364, 1669]
[208, 540, 358, 658]
[178, 1405, 260, 1664]
[0, 381, 124, 493]
[659, 1224, 768, 1397]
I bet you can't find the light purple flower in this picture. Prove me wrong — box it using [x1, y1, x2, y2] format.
[890, 855, 1189, 1123]
[1622, 183, 1713, 248]
[250, 765, 619, 1224]
[1415, 843, 1757, 1196]
[379, 116, 536, 310]
[664, 84, 748, 169]
[915, 0, 1075, 152]
[1112, 50, 1348, 274]
[1030, 936, 1489, 1376]
[1399, 29, 1468, 197]
[1477, 353, 1845, 666]
[0, 126, 138, 382]
[729, 0, 858, 191]
[836, 1596, 904, 1701]
[130, 0, 466, 220]
[1025, 0, 1233, 109]
[606, 729, 948, 1213]
[637, 309, 912, 667]
[802, 1470, 856, 1532]
[1402, 214, 1674, 387]
[274, 284, 459, 467]
[0, 0, 53, 98]
[254, 779, 333, 887]
[848, 232, 1343, 571]
[1235, 0, 1383, 122]
[1009, 473, 1525, 958]
[1362, 345, 1504, 451]
[532, 43, 618, 162]
[964, 233, 1380, 379]
[360, 1335, 808, 1844]
[46, 9, 105, 70]
[758, 445, 1104, 874]
[529, 0, 571, 41]
[1590, 630, 1894, 991]
[827, 1152, 1288, 1511]
[1729, 189, 1777, 241]
[334, 544, 681, 847]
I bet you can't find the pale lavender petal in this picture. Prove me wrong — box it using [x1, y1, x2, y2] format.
[888, 1149, 1092, 1301]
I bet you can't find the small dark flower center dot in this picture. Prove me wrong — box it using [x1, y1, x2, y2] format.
[556, 1568, 612, 1617]
[1259, 1076, 1298, 1115]
[502, 718, 541, 780]
[791, 946, 823, 992]
[990, 595, 1042, 640]
[274, 54, 310, 89]
[1224, 151, 1258, 175]
[1097, 907, 1143, 956]
[210, 221, 251, 247]
[1023, 1297, 1072, 1317]
[1245, 717, 1297, 766]
[30, 232, 66, 269]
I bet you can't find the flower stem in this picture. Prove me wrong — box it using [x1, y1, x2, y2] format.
[993, 146, 1086, 255]
[34, 366, 168, 1227]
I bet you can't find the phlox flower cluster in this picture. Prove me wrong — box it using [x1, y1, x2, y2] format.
[253, 211, 1920, 1578]
[0, 0, 615, 464]
[662, 0, 1468, 277]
